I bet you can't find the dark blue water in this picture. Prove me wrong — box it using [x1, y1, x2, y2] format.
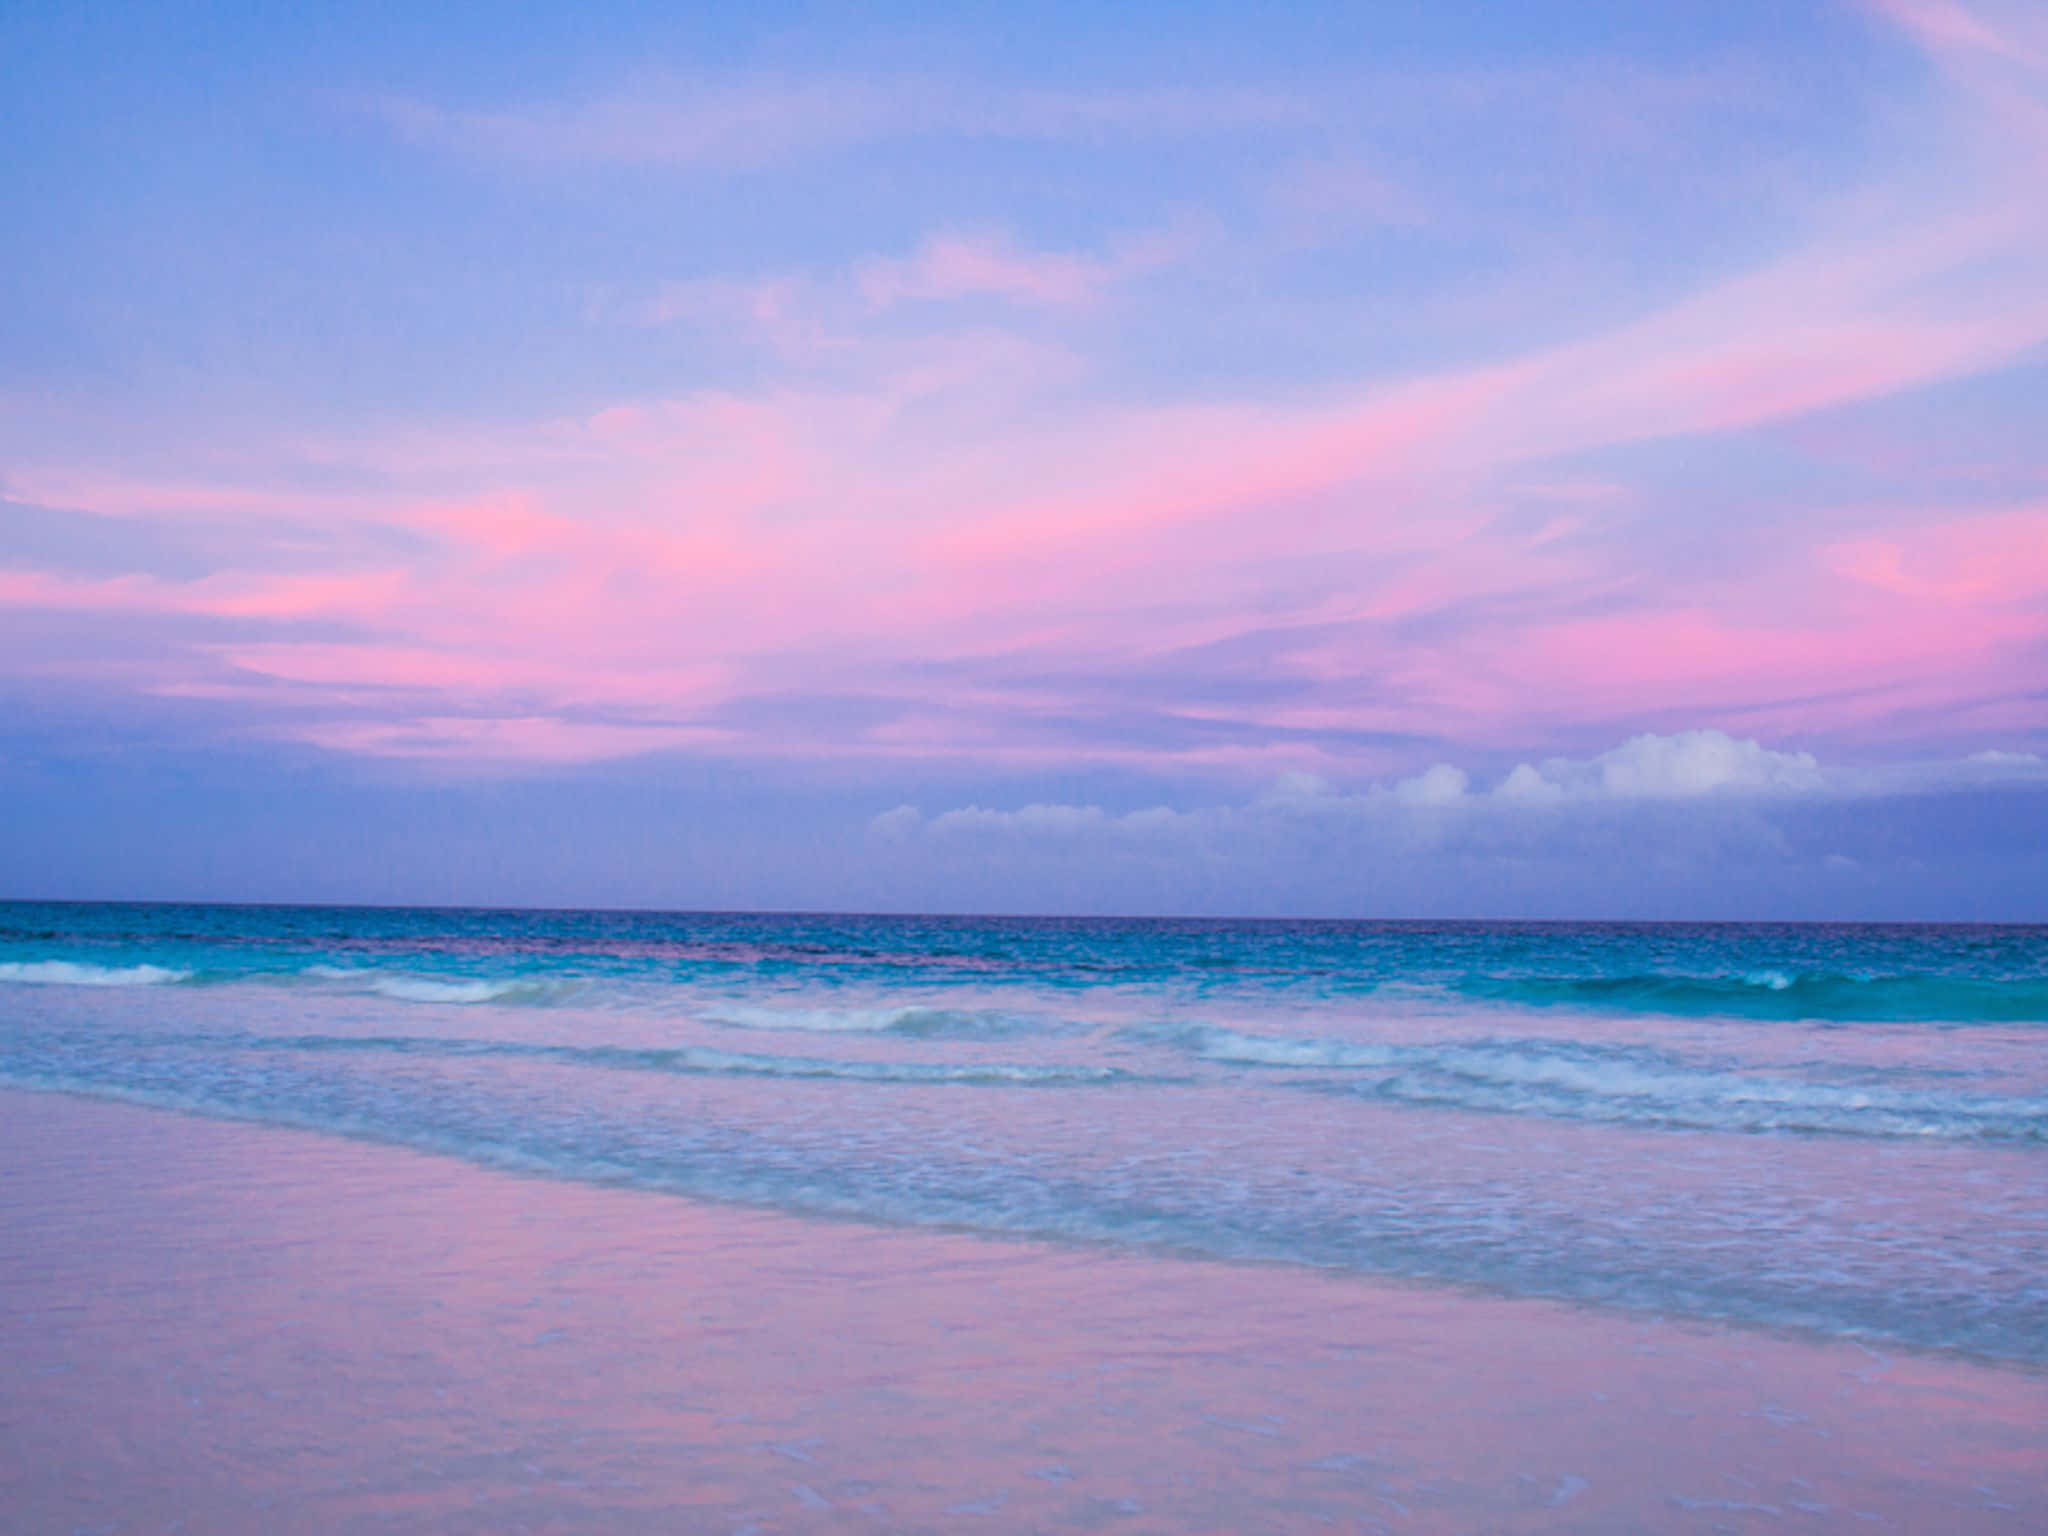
[5, 904, 2045, 1361]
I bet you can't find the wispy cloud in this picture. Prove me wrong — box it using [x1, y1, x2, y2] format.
[367, 78, 1308, 170]
[857, 229, 1186, 310]
[4, 2, 2044, 774]
[1871, 0, 2048, 72]
[1265, 157, 1428, 235]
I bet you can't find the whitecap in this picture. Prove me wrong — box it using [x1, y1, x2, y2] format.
[1172, 1025, 2048, 1140]
[293, 965, 562, 1005]
[0, 960, 191, 988]
[704, 1003, 1043, 1038]
[368, 977, 539, 1005]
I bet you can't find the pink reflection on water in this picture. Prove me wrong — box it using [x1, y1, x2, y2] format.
[2, 1089, 2043, 1533]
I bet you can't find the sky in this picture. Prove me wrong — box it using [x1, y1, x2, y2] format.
[2, 0, 2045, 918]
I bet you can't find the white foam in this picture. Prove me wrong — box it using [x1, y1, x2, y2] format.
[0, 960, 191, 988]
[1182, 1026, 2048, 1139]
[1193, 1030, 1400, 1069]
[707, 1004, 908, 1033]
[297, 966, 554, 1005]
[368, 977, 534, 1005]
[705, 1003, 1036, 1038]
[674, 1046, 1116, 1086]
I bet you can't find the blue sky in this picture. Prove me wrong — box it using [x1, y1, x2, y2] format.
[2, 1, 2044, 915]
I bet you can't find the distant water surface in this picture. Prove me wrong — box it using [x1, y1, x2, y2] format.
[4, 904, 2044, 1362]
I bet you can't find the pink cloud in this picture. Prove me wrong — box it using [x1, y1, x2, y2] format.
[919, 365, 1523, 578]
[216, 642, 727, 707]
[857, 229, 1182, 310]
[0, 570, 156, 613]
[1871, 0, 2048, 71]
[292, 715, 730, 764]
[0, 567, 405, 622]
[1827, 506, 2048, 604]
[3, 470, 386, 527]
[6, 1, 2043, 769]
[198, 571, 410, 622]
[405, 494, 576, 560]
[1483, 599, 2045, 742]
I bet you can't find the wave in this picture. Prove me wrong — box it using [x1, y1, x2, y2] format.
[298, 966, 575, 1006]
[703, 1003, 1058, 1039]
[1455, 971, 2048, 1023]
[1167, 1025, 2048, 1141]
[0, 960, 192, 988]
[0, 958, 582, 1004]
[1, 1056, 2038, 1366]
[660, 1046, 1121, 1087]
[242, 1032, 1131, 1088]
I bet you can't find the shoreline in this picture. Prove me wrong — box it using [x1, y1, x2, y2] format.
[4, 1085, 2045, 1532]
[9, 1075, 2045, 1381]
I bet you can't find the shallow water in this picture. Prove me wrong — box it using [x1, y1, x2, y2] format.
[4, 904, 2045, 1362]
[5, 1092, 2044, 1534]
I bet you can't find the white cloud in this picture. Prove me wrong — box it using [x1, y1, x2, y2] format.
[1495, 762, 1566, 805]
[1257, 770, 1334, 803]
[868, 804, 924, 842]
[871, 730, 2048, 847]
[929, 802, 1116, 837]
[855, 230, 1182, 310]
[1501, 730, 1824, 801]
[1393, 763, 1470, 805]
[1841, 747, 2048, 795]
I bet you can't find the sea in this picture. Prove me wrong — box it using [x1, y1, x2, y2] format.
[4, 903, 2044, 1367]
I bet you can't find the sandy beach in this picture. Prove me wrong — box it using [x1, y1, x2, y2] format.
[10, 0, 2048, 1526]
[3, 1087, 2042, 1534]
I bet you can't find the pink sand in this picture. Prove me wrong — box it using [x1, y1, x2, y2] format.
[2, 1089, 2042, 1533]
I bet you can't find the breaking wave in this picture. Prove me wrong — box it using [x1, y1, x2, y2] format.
[240, 1031, 1131, 1087]
[703, 1003, 1060, 1038]
[299, 967, 577, 1006]
[1168, 1025, 2048, 1141]
[0, 961, 192, 988]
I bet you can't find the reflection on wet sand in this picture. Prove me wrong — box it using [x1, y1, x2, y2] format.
[3, 1089, 2042, 1534]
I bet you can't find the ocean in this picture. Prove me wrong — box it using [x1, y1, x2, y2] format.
[4, 903, 2045, 1367]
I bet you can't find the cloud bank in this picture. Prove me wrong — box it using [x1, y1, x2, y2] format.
[855, 730, 2046, 919]
[874, 731, 2045, 844]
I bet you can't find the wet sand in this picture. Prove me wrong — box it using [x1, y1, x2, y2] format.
[2, 1088, 2042, 1533]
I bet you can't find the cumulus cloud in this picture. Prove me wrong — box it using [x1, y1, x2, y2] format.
[1393, 763, 1470, 805]
[871, 729, 2045, 845]
[876, 801, 1184, 844]
[867, 804, 924, 842]
[930, 802, 1116, 837]
[1502, 730, 1824, 801]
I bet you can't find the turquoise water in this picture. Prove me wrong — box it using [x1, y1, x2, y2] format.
[4, 903, 2045, 1362]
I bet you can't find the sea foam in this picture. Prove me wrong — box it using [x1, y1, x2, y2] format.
[1173, 1025, 2048, 1140]
[300, 966, 569, 1005]
[0, 961, 191, 988]
[705, 1002, 1053, 1038]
